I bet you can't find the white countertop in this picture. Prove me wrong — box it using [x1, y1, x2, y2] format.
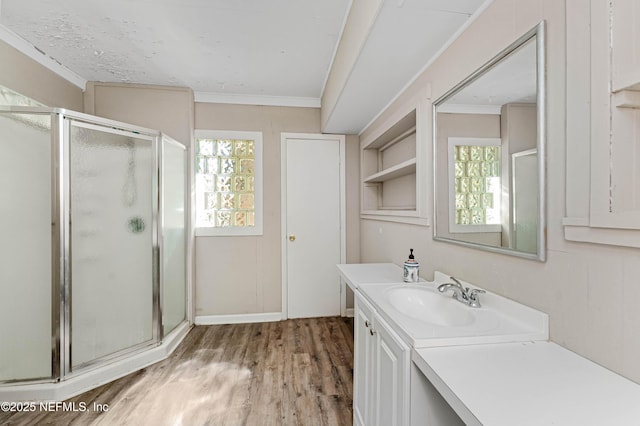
[413, 341, 640, 425]
[337, 263, 422, 290]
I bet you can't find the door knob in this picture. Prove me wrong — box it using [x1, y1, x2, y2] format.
[289, 235, 296, 241]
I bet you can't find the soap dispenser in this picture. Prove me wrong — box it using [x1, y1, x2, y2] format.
[403, 249, 419, 283]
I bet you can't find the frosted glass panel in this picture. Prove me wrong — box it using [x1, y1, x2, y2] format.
[162, 139, 186, 335]
[0, 113, 52, 381]
[70, 122, 154, 368]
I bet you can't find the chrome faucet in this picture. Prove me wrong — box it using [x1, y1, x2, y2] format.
[437, 277, 466, 301]
[437, 276, 486, 308]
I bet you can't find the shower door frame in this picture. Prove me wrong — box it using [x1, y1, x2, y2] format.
[60, 114, 162, 378]
[0, 108, 59, 384]
[158, 135, 189, 337]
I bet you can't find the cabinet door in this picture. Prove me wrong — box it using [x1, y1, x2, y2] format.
[354, 296, 376, 426]
[374, 314, 410, 426]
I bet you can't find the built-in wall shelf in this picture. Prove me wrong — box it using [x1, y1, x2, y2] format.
[363, 157, 416, 183]
[360, 103, 428, 225]
[360, 209, 428, 226]
[363, 121, 417, 150]
[613, 89, 640, 109]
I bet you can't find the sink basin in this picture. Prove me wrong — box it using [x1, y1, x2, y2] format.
[347, 269, 549, 348]
[386, 286, 474, 327]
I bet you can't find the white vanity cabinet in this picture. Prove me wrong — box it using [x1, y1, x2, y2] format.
[354, 294, 374, 426]
[354, 293, 410, 426]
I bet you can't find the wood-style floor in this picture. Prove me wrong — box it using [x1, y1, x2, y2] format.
[1, 317, 354, 426]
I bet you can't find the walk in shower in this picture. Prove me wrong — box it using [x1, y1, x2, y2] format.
[0, 107, 189, 399]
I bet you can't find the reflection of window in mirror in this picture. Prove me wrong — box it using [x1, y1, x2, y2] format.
[448, 137, 501, 233]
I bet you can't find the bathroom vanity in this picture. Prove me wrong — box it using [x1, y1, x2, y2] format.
[413, 341, 640, 425]
[338, 263, 640, 425]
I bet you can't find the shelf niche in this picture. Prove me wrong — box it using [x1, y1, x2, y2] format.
[361, 109, 423, 222]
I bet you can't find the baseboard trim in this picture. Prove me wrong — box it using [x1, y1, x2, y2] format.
[345, 308, 355, 318]
[195, 312, 283, 325]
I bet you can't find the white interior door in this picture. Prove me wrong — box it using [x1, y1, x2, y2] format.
[283, 134, 344, 318]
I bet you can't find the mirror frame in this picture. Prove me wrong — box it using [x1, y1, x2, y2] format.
[432, 21, 546, 261]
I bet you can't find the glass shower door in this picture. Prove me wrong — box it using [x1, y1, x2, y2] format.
[161, 137, 187, 335]
[69, 121, 157, 370]
[0, 112, 53, 382]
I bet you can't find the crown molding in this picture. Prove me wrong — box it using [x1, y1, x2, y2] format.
[435, 103, 502, 115]
[195, 91, 320, 108]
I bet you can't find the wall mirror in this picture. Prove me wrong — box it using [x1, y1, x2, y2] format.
[433, 21, 546, 261]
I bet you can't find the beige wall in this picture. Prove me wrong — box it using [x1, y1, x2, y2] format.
[501, 103, 537, 154]
[359, 0, 640, 385]
[84, 82, 194, 145]
[194, 103, 360, 316]
[0, 40, 83, 110]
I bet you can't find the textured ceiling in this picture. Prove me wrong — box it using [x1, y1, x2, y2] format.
[0, 0, 492, 133]
[0, 0, 349, 99]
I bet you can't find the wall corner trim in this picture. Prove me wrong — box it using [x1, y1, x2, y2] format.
[0, 24, 87, 90]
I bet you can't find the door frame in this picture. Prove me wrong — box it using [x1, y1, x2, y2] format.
[280, 133, 346, 320]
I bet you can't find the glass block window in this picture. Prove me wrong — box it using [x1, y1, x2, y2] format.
[195, 130, 263, 236]
[448, 138, 502, 233]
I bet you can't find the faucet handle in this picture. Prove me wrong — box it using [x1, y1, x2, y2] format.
[468, 288, 486, 307]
